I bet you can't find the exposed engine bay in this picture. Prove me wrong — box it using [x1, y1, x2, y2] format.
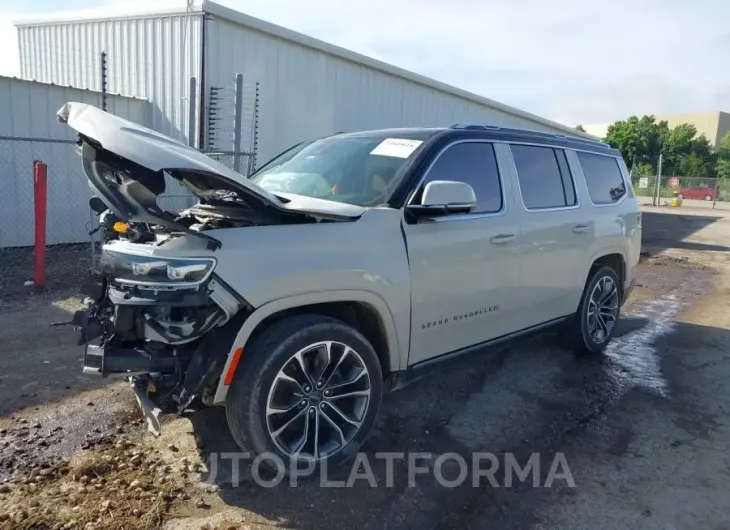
[93, 199, 289, 246]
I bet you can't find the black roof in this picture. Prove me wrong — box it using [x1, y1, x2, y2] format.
[337, 124, 620, 157]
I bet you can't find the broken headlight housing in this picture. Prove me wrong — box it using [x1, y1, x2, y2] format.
[99, 250, 216, 287]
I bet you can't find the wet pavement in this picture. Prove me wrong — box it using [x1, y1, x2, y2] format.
[1, 206, 730, 529]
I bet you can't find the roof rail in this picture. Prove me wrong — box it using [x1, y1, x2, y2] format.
[449, 123, 606, 146]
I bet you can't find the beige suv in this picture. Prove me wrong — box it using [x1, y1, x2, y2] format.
[60, 103, 642, 471]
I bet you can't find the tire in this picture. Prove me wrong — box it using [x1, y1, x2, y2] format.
[677, 194, 684, 199]
[225, 314, 383, 475]
[704, 195, 712, 201]
[566, 265, 621, 355]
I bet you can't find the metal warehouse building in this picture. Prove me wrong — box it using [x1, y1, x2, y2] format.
[14, 0, 589, 166]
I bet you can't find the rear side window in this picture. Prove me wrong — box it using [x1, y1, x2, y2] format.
[415, 142, 502, 213]
[511, 145, 577, 209]
[577, 152, 627, 205]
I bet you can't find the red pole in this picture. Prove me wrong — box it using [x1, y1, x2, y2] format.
[33, 161, 48, 288]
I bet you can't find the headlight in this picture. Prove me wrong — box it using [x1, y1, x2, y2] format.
[100, 251, 216, 286]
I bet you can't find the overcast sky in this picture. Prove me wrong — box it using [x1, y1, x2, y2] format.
[1, 0, 728, 126]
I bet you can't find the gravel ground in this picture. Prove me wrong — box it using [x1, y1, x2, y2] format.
[1, 205, 729, 529]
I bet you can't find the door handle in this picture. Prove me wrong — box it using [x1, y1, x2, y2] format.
[573, 225, 590, 234]
[490, 234, 516, 244]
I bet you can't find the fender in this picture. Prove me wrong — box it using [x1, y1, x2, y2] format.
[212, 289, 405, 404]
[587, 246, 627, 283]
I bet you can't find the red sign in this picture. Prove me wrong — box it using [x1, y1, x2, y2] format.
[667, 177, 680, 188]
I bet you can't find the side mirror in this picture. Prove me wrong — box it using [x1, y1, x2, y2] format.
[89, 196, 108, 215]
[406, 180, 477, 219]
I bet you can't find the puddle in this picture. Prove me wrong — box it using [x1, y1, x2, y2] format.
[605, 293, 681, 397]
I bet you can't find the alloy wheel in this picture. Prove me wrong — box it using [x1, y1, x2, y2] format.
[265, 341, 372, 462]
[586, 276, 619, 344]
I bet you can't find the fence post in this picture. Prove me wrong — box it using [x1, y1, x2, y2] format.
[100, 51, 108, 112]
[233, 74, 244, 173]
[33, 161, 48, 288]
[653, 153, 663, 206]
[188, 77, 198, 148]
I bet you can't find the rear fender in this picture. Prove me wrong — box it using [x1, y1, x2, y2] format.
[212, 290, 403, 404]
[587, 247, 628, 288]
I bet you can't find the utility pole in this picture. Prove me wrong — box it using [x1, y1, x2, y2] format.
[653, 153, 663, 206]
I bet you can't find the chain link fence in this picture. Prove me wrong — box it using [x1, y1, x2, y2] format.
[631, 173, 729, 210]
[0, 136, 255, 300]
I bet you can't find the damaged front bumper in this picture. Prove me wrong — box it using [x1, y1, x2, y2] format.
[74, 249, 249, 434]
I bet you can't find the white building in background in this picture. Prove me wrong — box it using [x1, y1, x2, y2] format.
[13, 0, 591, 165]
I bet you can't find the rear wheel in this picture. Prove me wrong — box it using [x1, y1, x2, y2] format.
[677, 193, 684, 199]
[705, 194, 712, 201]
[225, 314, 383, 474]
[567, 265, 621, 355]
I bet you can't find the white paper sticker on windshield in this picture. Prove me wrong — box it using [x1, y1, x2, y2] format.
[370, 138, 423, 158]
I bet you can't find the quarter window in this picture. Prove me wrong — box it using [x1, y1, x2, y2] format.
[415, 142, 502, 213]
[511, 145, 577, 209]
[577, 152, 627, 205]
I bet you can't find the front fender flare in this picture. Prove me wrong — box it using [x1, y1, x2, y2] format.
[212, 289, 404, 404]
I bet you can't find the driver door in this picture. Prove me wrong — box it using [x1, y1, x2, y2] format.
[402, 141, 522, 365]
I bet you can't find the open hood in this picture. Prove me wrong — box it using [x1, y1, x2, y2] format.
[58, 103, 365, 232]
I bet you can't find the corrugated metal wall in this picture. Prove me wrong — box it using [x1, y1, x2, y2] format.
[0, 76, 150, 247]
[204, 17, 571, 163]
[17, 13, 203, 142]
[0, 76, 149, 137]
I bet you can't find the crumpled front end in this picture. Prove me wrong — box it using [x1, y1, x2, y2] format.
[74, 243, 249, 434]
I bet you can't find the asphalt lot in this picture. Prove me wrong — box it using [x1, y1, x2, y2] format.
[1, 205, 729, 529]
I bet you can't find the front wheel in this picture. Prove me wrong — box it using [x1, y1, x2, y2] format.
[567, 265, 621, 355]
[677, 193, 684, 199]
[705, 194, 712, 201]
[225, 314, 383, 474]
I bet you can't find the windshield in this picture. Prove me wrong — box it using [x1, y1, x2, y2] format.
[249, 135, 426, 206]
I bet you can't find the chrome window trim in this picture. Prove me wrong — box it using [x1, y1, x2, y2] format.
[573, 150, 629, 208]
[504, 143, 581, 213]
[405, 139, 507, 222]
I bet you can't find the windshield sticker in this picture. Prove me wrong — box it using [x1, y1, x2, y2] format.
[370, 138, 423, 158]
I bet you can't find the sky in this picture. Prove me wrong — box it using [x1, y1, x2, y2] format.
[1, 0, 728, 126]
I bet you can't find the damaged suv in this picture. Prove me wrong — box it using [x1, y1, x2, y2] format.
[60, 103, 641, 470]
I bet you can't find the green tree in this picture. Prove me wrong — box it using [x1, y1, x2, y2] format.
[602, 114, 720, 178]
[660, 124, 715, 178]
[717, 132, 730, 159]
[633, 161, 654, 177]
[663, 123, 698, 158]
[603, 115, 667, 171]
[717, 132, 730, 181]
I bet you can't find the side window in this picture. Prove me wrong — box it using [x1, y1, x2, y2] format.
[577, 152, 627, 205]
[511, 145, 576, 209]
[415, 142, 502, 213]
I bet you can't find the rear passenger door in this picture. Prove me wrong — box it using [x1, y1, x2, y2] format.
[506, 144, 590, 327]
[403, 141, 522, 365]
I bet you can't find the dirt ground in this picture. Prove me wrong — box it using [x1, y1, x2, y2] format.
[1, 204, 730, 529]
